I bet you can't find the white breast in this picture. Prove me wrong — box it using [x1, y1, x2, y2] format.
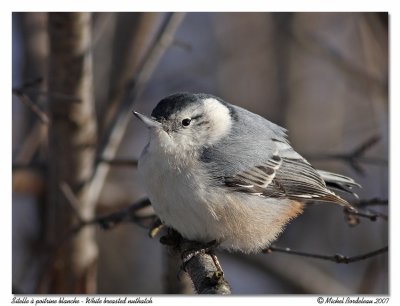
[138, 138, 221, 243]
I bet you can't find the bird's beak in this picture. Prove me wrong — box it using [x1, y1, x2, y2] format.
[133, 111, 162, 129]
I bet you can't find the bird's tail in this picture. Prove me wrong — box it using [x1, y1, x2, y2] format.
[317, 169, 361, 210]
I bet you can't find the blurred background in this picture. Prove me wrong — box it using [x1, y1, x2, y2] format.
[12, 12, 388, 294]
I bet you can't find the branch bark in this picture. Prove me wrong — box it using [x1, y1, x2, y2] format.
[162, 232, 231, 294]
[177, 247, 231, 294]
[43, 12, 98, 293]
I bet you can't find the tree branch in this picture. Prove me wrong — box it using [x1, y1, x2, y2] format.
[160, 230, 231, 294]
[84, 12, 186, 215]
[12, 89, 49, 124]
[305, 135, 387, 174]
[65, 197, 153, 236]
[12, 77, 49, 124]
[59, 182, 85, 224]
[94, 198, 153, 230]
[357, 198, 388, 207]
[177, 240, 231, 294]
[12, 122, 47, 179]
[228, 252, 352, 294]
[264, 245, 388, 264]
[343, 207, 388, 225]
[66, 195, 387, 293]
[62, 195, 231, 294]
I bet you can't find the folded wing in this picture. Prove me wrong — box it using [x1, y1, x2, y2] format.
[224, 152, 358, 208]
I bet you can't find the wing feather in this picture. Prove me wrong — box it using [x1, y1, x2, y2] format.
[224, 155, 354, 207]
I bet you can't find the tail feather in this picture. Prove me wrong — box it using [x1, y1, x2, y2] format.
[317, 169, 361, 210]
[318, 170, 360, 189]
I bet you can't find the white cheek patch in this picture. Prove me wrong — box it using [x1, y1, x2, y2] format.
[202, 98, 233, 144]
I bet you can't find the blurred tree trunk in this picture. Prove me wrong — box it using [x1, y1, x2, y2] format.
[44, 12, 98, 293]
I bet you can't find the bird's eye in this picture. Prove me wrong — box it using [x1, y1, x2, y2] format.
[182, 118, 191, 127]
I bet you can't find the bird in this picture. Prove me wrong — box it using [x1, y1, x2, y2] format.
[134, 93, 360, 254]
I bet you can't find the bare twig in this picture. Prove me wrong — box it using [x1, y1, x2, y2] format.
[13, 121, 47, 165]
[71, 195, 388, 264]
[357, 198, 388, 207]
[343, 200, 388, 226]
[68, 197, 153, 235]
[14, 77, 80, 101]
[264, 245, 388, 264]
[16, 77, 44, 89]
[291, 24, 387, 98]
[20, 88, 81, 102]
[84, 12, 186, 213]
[344, 207, 388, 223]
[61, 195, 230, 294]
[305, 135, 387, 174]
[94, 198, 153, 230]
[13, 77, 49, 124]
[59, 182, 85, 224]
[36, 196, 152, 293]
[12, 89, 49, 124]
[228, 252, 352, 294]
[362, 208, 388, 220]
[100, 13, 160, 133]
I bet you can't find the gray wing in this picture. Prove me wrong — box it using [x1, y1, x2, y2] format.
[200, 104, 357, 207]
[223, 153, 353, 206]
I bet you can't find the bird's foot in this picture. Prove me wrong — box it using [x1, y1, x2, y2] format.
[159, 227, 182, 247]
[180, 240, 220, 273]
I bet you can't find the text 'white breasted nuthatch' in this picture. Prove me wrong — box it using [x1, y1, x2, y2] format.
[134, 93, 360, 253]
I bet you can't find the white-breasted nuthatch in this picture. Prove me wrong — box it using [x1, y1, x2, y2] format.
[134, 93, 359, 253]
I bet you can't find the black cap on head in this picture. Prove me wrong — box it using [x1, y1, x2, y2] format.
[151, 92, 217, 120]
[151, 92, 239, 122]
